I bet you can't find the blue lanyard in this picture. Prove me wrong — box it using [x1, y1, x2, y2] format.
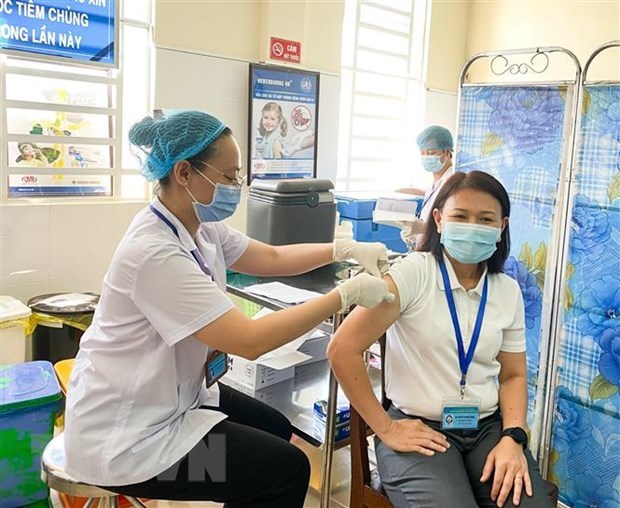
[438, 258, 488, 397]
[149, 205, 210, 276]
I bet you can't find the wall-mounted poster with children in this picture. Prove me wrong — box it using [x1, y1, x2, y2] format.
[248, 64, 319, 182]
[7, 104, 111, 170]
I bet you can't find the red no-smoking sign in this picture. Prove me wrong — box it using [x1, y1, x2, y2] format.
[270, 37, 301, 64]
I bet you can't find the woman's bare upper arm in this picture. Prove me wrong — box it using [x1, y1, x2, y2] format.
[497, 351, 527, 382]
[330, 274, 401, 355]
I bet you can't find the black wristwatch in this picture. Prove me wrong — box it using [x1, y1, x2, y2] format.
[501, 427, 528, 447]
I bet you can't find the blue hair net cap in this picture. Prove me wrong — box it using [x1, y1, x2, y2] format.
[128, 111, 227, 181]
[416, 125, 454, 151]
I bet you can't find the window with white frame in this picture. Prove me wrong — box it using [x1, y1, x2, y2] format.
[337, 0, 430, 191]
[0, 0, 153, 201]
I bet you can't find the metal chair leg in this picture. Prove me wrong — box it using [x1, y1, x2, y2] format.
[125, 497, 149, 508]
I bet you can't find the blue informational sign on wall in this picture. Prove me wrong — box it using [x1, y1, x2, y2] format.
[249, 64, 319, 182]
[0, 0, 117, 67]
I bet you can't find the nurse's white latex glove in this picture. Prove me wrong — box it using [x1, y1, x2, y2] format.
[398, 219, 426, 243]
[335, 273, 395, 312]
[333, 239, 389, 278]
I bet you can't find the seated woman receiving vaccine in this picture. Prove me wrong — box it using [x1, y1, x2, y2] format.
[328, 171, 555, 508]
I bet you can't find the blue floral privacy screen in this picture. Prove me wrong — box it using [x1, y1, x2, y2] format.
[548, 84, 620, 506]
[456, 85, 573, 448]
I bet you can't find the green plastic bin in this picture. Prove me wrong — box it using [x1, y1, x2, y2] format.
[0, 361, 63, 507]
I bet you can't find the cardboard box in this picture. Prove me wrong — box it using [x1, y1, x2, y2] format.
[225, 308, 313, 390]
[313, 400, 351, 425]
[312, 400, 351, 442]
[297, 331, 329, 366]
[313, 419, 351, 442]
[226, 355, 297, 390]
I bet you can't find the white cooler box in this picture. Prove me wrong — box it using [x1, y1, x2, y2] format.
[0, 296, 32, 365]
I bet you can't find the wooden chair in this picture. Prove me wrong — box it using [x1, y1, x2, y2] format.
[349, 336, 393, 508]
[350, 403, 392, 508]
[348, 337, 559, 508]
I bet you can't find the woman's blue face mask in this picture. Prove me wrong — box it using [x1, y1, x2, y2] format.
[185, 166, 241, 222]
[440, 221, 502, 264]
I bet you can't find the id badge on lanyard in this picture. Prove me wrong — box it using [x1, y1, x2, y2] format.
[441, 395, 481, 430]
[206, 350, 230, 388]
[438, 258, 488, 430]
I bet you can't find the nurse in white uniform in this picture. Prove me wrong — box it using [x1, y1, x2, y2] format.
[64, 111, 394, 508]
[398, 125, 456, 247]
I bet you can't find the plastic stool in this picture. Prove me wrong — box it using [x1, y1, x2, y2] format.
[41, 434, 147, 508]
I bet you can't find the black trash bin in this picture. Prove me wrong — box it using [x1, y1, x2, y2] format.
[27, 292, 99, 364]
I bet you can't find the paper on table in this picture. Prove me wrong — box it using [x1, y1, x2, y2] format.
[255, 350, 312, 370]
[248, 307, 313, 369]
[243, 281, 323, 304]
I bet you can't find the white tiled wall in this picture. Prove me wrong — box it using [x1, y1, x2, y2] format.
[0, 196, 250, 306]
[0, 201, 148, 305]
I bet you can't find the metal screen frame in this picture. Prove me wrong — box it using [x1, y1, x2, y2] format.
[455, 47, 582, 471]
[539, 40, 620, 497]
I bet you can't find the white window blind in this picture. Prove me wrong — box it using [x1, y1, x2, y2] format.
[337, 0, 430, 191]
[0, 0, 153, 201]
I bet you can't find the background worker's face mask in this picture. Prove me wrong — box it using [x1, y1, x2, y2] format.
[185, 168, 241, 222]
[421, 155, 445, 173]
[440, 222, 501, 264]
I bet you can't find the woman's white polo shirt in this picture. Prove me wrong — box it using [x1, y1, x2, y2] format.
[385, 251, 526, 421]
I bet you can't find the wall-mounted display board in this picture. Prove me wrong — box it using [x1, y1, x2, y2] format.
[248, 63, 319, 183]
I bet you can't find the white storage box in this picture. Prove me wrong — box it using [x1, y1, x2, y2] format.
[226, 356, 296, 390]
[225, 307, 313, 389]
[297, 331, 329, 366]
[0, 296, 32, 365]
